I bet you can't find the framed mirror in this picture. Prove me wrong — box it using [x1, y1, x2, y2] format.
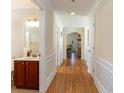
[25, 18, 39, 56]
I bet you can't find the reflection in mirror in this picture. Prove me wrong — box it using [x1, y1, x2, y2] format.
[25, 18, 39, 57]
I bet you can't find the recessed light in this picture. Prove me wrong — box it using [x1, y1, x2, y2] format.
[72, 25, 75, 27]
[70, 12, 75, 15]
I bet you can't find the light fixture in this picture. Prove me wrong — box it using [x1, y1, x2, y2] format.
[26, 18, 39, 27]
[72, 0, 75, 2]
[72, 25, 75, 27]
[70, 12, 75, 15]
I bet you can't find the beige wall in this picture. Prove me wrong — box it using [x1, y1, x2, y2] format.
[11, 8, 39, 58]
[94, 0, 113, 63]
[45, 6, 54, 57]
[11, 19, 25, 58]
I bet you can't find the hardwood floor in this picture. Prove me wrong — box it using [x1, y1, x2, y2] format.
[46, 53, 99, 93]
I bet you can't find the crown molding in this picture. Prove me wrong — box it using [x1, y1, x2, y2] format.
[88, 0, 103, 17]
[31, 0, 45, 10]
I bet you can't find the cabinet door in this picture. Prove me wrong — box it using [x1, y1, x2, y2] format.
[26, 61, 39, 89]
[14, 61, 26, 88]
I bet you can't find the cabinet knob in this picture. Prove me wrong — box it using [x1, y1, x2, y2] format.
[39, 54, 41, 56]
[22, 63, 24, 65]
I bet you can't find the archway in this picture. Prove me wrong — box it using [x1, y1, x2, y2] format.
[66, 32, 81, 58]
[63, 27, 85, 60]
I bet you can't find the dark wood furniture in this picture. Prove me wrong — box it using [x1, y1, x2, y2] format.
[66, 48, 71, 58]
[14, 60, 39, 89]
[77, 47, 81, 58]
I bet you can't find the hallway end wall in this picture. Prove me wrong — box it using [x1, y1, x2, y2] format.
[63, 28, 85, 60]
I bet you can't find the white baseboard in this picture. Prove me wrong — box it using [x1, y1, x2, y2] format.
[40, 68, 56, 93]
[45, 52, 57, 92]
[94, 75, 108, 93]
[46, 52, 55, 63]
[39, 52, 57, 93]
[45, 68, 56, 92]
[92, 57, 113, 93]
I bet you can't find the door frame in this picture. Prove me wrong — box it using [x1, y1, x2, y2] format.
[63, 28, 84, 60]
[87, 17, 95, 74]
[56, 31, 60, 66]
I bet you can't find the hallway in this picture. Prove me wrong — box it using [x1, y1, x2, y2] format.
[46, 53, 99, 93]
[10, 0, 113, 93]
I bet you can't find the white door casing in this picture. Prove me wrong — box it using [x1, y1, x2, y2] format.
[87, 17, 95, 74]
[63, 28, 85, 60]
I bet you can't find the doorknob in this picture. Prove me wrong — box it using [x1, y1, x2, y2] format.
[39, 54, 41, 56]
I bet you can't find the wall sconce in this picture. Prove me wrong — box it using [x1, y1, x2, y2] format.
[26, 18, 39, 27]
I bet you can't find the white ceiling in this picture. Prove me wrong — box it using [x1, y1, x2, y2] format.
[56, 12, 89, 28]
[51, 0, 97, 16]
[12, 0, 38, 9]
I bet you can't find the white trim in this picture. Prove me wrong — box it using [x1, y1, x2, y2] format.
[46, 52, 55, 63]
[44, 52, 57, 92]
[39, 52, 56, 93]
[89, 0, 103, 17]
[46, 52, 55, 60]
[92, 57, 113, 93]
[94, 77, 107, 93]
[94, 57, 113, 74]
[95, 57, 113, 67]
[31, 0, 44, 9]
[89, 0, 113, 17]
[45, 68, 57, 92]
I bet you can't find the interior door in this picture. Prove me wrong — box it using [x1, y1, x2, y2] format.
[90, 23, 95, 77]
[87, 21, 95, 75]
[56, 32, 59, 66]
[56, 31, 60, 66]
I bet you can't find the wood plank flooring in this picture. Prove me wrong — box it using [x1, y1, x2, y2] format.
[46, 53, 99, 93]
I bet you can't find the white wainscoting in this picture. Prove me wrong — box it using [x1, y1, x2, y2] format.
[44, 52, 57, 92]
[93, 57, 113, 93]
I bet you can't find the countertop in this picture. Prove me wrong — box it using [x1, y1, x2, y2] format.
[13, 56, 39, 61]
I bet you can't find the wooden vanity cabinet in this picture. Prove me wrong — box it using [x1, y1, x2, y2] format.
[14, 61, 39, 89]
[26, 61, 39, 89]
[14, 61, 26, 88]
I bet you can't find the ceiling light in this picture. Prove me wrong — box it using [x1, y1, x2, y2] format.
[26, 18, 39, 27]
[72, 0, 75, 2]
[70, 12, 75, 15]
[72, 25, 75, 27]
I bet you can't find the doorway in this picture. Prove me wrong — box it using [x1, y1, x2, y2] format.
[11, 0, 40, 92]
[87, 20, 95, 74]
[66, 32, 81, 59]
[63, 27, 85, 60]
[56, 31, 60, 66]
